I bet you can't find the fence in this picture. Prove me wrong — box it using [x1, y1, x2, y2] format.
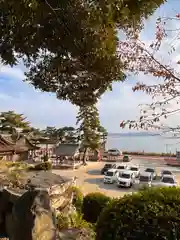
[102, 155, 122, 162]
[51, 158, 81, 168]
[33, 156, 82, 169]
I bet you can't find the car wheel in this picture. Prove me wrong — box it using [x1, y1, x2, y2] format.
[129, 183, 132, 188]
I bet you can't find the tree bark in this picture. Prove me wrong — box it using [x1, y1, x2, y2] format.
[82, 148, 88, 165]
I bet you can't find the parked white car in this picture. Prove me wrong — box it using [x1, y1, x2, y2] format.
[152, 175, 177, 187]
[116, 164, 128, 172]
[117, 170, 135, 188]
[129, 165, 140, 178]
[107, 148, 120, 156]
[104, 169, 118, 184]
[137, 172, 152, 188]
[160, 170, 173, 178]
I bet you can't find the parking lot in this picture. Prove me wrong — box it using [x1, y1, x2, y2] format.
[53, 158, 180, 198]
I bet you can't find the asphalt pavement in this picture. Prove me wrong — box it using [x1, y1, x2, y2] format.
[53, 158, 180, 197]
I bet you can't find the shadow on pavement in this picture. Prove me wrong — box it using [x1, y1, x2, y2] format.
[84, 178, 135, 193]
[87, 169, 101, 176]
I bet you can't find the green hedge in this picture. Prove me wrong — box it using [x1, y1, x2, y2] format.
[71, 186, 83, 213]
[82, 192, 111, 223]
[96, 187, 180, 240]
[28, 161, 52, 171]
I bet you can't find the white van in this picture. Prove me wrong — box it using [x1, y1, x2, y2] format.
[104, 169, 118, 184]
[116, 170, 135, 188]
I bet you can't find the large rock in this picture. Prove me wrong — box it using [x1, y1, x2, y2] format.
[0, 191, 13, 237]
[6, 190, 58, 240]
[0, 170, 76, 239]
[1, 171, 75, 211]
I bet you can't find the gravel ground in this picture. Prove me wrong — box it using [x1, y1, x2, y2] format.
[52, 158, 180, 198]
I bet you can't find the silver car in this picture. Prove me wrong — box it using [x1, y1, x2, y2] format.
[160, 170, 173, 178]
[144, 168, 157, 180]
[152, 175, 177, 187]
[137, 172, 153, 189]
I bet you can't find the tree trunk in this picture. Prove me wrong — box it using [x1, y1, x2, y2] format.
[82, 148, 88, 165]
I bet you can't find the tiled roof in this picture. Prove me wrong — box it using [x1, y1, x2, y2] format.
[0, 135, 39, 153]
[55, 144, 79, 156]
[31, 137, 59, 145]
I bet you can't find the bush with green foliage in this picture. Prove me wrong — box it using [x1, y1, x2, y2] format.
[56, 212, 92, 230]
[82, 192, 111, 223]
[71, 186, 84, 213]
[96, 187, 180, 240]
[28, 161, 52, 171]
[56, 212, 70, 230]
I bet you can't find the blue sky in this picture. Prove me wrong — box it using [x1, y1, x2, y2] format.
[0, 0, 179, 132]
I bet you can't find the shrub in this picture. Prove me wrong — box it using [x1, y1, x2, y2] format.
[71, 186, 84, 213]
[28, 161, 52, 171]
[96, 187, 180, 240]
[56, 212, 70, 230]
[82, 192, 111, 223]
[57, 212, 91, 230]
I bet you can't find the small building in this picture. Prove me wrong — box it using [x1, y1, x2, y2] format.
[0, 135, 15, 160]
[78, 141, 106, 161]
[54, 143, 81, 168]
[30, 137, 59, 159]
[0, 134, 38, 161]
[55, 143, 80, 158]
[14, 135, 39, 161]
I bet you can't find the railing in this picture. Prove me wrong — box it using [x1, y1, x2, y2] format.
[102, 155, 122, 162]
[51, 159, 81, 167]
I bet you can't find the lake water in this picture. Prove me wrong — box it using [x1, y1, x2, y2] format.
[107, 135, 180, 154]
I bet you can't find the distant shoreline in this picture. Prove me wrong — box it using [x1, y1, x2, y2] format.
[122, 151, 176, 158]
[108, 132, 160, 137]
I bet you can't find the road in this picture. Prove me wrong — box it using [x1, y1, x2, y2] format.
[52, 158, 180, 198]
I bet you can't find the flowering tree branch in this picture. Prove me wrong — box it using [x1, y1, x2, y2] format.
[119, 14, 180, 136]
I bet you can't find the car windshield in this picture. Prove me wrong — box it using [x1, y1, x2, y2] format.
[140, 175, 150, 182]
[117, 166, 126, 169]
[120, 173, 131, 179]
[124, 156, 128, 158]
[106, 171, 114, 177]
[162, 170, 172, 175]
[108, 149, 118, 153]
[162, 177, 175, 184]
[130, 167, 138, 171]
[145, 168, 154, 173]
[104, 164, 112, 168]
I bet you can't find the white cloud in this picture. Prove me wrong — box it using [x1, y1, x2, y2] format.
[0, 90, 78, 129]
[0, 64, 150, 132]
[0, 2, 179, 133]
[0, 65, 24, 80]
[0, 93, 11, 100]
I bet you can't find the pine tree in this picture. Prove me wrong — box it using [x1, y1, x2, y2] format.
[76, 105, 105, 163]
